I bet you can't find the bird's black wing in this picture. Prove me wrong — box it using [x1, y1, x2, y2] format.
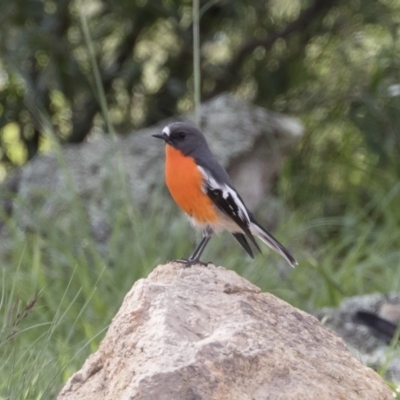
[198, 164, 261, 254]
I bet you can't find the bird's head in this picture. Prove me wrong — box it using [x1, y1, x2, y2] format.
[152, 122, 209, 156]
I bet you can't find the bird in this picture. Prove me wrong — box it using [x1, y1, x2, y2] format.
[152, 122, 297, 267]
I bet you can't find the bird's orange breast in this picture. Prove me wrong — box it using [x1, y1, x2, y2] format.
[165, 145, 218, 224]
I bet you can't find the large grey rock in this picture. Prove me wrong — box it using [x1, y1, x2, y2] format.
[58, 263, 392, 400]
[0, 94, 303, 256]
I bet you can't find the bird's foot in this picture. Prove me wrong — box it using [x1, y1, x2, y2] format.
[172, 258, 211, 267]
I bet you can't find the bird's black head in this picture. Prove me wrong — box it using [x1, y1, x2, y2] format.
[152, 122, 210, 156]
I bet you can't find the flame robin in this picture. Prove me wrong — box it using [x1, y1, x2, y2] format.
[153, 122, 297, 267]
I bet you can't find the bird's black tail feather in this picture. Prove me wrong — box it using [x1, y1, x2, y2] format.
[250, 221, 297, 267]
[232, 233, 255, 259]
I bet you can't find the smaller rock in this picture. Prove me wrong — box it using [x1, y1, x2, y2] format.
[316, 293, 400, 385]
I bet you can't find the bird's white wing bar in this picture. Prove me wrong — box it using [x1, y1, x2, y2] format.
[197, 166, 250, 226]
[223, 183, 250, 223]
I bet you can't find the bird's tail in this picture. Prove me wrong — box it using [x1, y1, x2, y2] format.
[250, 221, 297, 268]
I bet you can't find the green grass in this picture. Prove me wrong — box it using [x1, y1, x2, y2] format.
[0, 158, 399, 397]
[0, 185, 185, 398]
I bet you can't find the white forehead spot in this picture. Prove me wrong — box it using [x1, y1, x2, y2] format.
[162, 126, 171, 136]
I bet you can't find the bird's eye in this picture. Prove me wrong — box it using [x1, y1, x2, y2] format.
[177, 132, 186, 139]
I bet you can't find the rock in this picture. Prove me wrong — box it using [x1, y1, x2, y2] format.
[316, 293, 400, 384]
[58, 263, 392, 400]
[0, 93, 303, 257]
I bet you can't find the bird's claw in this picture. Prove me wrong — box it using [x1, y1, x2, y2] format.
[172, 258, 210, 267]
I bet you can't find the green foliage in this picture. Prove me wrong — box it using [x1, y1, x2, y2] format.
[0, 0, 399, 170]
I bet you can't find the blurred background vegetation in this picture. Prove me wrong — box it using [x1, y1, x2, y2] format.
[1, 0, 400, 397]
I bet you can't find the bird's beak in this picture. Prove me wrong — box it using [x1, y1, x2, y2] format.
[152, 132, 168, 141]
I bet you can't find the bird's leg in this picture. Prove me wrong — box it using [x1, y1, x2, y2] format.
[187, 236, 211, 263]
[175, 227, 213, 267]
